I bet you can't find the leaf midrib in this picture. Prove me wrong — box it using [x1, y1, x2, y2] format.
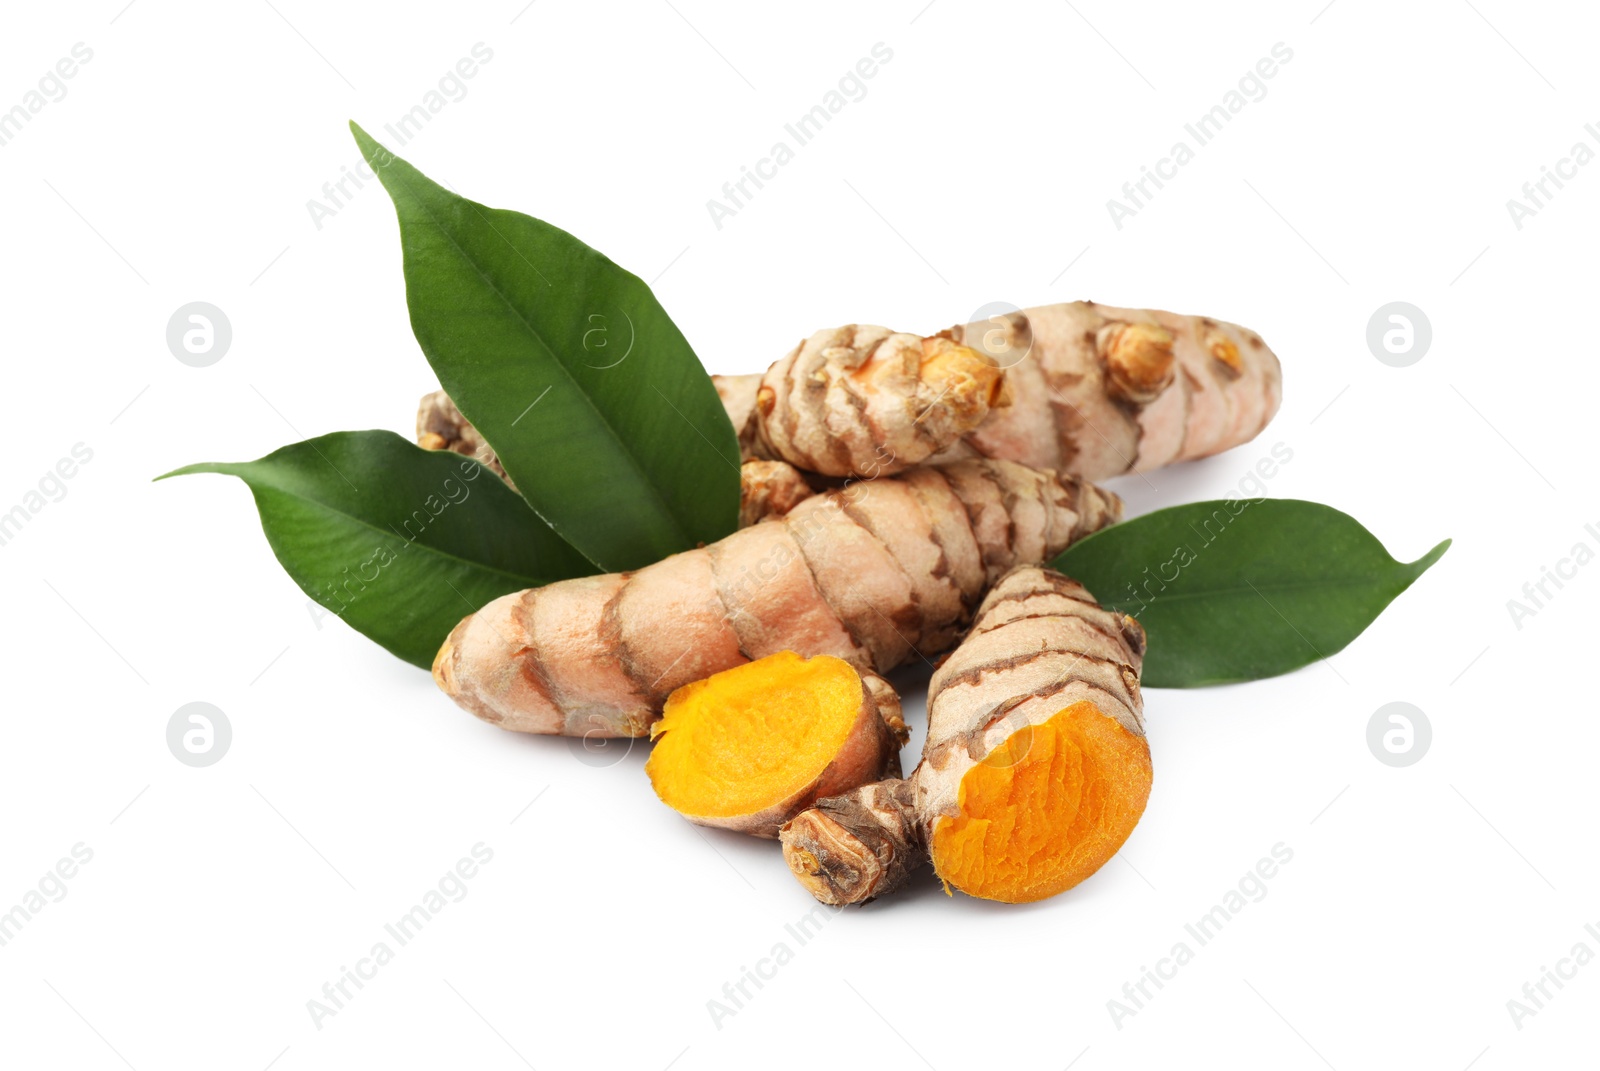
[1096, 570, 1419, 607]
[210, 466, 551, 586]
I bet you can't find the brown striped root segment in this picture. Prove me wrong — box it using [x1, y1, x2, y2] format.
[929, 699, 1152, 903]
[645, 652, 905, 839]
[736, 328, 1008, 478]
[782, 778, 922, 906]
[714, 301, 1279, 484]
[432, 461, 1120, 740]
[935, 301, 1283, 481]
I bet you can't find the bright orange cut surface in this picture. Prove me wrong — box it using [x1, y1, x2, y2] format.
[930, 699, 1152, 903]
[646, 652, 862, 819]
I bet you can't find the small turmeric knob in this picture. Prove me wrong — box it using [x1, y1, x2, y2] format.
[782, 816, 869, 906]
[1206, 330, 1244, 375]
[779, 778, 924, 906]
[918, 337, 1009, 416]
[1096, 321, 1175, 405]
[737, 460, 814, 527]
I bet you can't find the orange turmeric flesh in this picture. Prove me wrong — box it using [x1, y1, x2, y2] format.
[930, 700, 1152, 904]
[646, 652, 869, 824]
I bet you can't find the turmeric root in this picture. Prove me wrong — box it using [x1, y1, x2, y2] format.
[417, 389, 815, 526]
[721, 327, 1008, 478]
[419, 324, 1006, 490]
[716, 301, 1281, 483]
[432, 460, 1121, 739]
[645, 652, 907, 838]
[424, 298, 1279, 489]
[418, 389, 506, 479]
[736, 459, 815, 527]
[780, 566, 1151, 905]
[933, 301, 1282, 480]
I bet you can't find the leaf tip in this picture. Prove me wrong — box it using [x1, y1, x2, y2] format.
[348, 120, 386, 165]
[1413, 537, 1452, 574]
[153, 463, 211, 483]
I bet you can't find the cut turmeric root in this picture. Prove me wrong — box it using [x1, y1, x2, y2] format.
[929, 699, 1152, 902]
[780, 566, 1151, 905]
[646, 652, 907, 838]
[433, 461, 1120, 739]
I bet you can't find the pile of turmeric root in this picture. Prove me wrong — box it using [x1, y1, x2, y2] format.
[423, 299, 1282, 905]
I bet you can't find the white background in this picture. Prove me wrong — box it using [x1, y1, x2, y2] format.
[2, 1, 1595, 1068]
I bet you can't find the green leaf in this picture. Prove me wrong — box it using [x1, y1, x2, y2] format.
[350, 121, 740, 572]
[159, 431, 594, 669]
[1049, 499, 1449, 688]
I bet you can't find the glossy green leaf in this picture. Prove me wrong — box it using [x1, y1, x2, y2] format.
[159, 431, 594, 668]
[351, 122, 740, 572]
[1049, 499, 1449, 688]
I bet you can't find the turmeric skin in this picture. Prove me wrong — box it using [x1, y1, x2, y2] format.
[432, 462, 1120, 739]
[422, 299, 1281, 486]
